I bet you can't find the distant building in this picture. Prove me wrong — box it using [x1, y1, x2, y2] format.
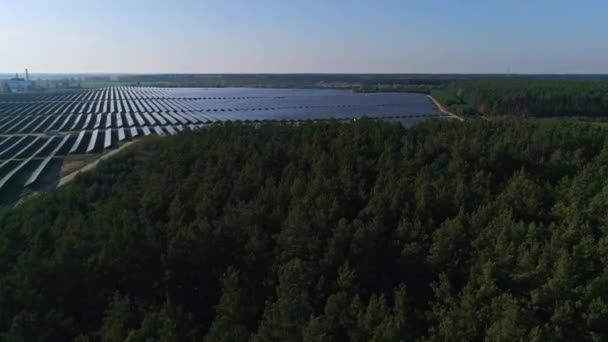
[7, 69, 31, 92]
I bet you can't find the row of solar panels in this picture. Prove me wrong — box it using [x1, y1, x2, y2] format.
[0, 125, 183, 159]
[0, 96, 427, 116]
[0, 86, 267, 105]
[0, 96, 212, 116]
[0, 98, 298, 116]
[0, 110, 444, 135]
[0, 135, 70, 189]
[0, 110, 211, 134]
[0, 124, 203, 192]
[0, 87, 199, 103]
[75, 125, 182, 153]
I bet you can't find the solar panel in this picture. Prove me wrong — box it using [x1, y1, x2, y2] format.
[133, 113, 146, 126]
[69, 131, 86, 154]
[165, 126, 177, 135]
[31, 137, 55, 158]
[0, 116, 21, 132]
[104, 129, 112, 149]
[178, 111, 202, 123]
[134, 100, 146, 113]
[0, 137, 54, 190]
[0, 136, 14, 150]
[69, 114, 83, 131]
[125, 113, 135, 127]
[162, 99, 180, 112]
[167, 112, 188, 124]
[127, 100, 136, 113]
[0, 159, 29, 189]
[55, 115, 70, 132]
[123, 100, 131, 113]
[51, 102, 68, 115]
[94, 114, 103, 129]
[0, 137, 41, 168]
[82, 114, 93, 129]
[155, 99, 172, 112]
[142, 112, 156, 126]
[150, 112, 167, 125]
[30, 102, 52, 115]
[44, 115, 63, 132]
[85, 101, 95, 114]
[152, 126, 165, 136]
[130, 126, 139, 138]
[14, 103, 35, 115]
[55, 102, 70, 115]
[87, 129, 99, 153]
[61, 102, 75, 115]
[5, 116, 31, 133]
[25, 135, 70, 186]
[141, 100, 154, 112]
[14, 115, 40, 133]
[118, 127, 126, 141]
[0, 136, 28, 159]
[147, 99, 162, 112]
[160, 112, 178, 125]
[194, 112, 217, 122]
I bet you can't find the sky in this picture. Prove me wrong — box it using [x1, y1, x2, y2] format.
[1, 0, 607, 74]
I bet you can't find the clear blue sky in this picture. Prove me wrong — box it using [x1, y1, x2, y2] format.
[1, 0, 607, 74]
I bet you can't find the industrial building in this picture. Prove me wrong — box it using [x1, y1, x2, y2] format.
[7, 69, 30, 93]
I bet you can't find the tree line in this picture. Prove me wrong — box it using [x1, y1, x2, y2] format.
[432, 80, 608, 118]
[2, 119, 608, 340]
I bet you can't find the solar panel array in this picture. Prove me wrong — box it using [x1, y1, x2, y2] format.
[0, 87, 445, 196]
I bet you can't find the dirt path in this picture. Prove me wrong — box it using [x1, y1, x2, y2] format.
[427, 95, 464, 121]
[56, 141, 138, 188]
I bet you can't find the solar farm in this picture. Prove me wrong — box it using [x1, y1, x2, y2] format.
[0, 87, 445, 203]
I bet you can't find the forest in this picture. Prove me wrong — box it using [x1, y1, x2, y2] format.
[433, 80, 608, 118]
[2, 118, 608, 340]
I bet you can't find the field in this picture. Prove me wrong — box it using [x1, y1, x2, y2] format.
[0, 87, 445, 204]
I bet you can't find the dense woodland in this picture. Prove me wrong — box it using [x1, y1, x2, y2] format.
[433, 80, 608, 118]
[2, 119, 608, 340]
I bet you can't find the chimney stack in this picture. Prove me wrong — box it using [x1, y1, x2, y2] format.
[25, 69, 29, 81]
